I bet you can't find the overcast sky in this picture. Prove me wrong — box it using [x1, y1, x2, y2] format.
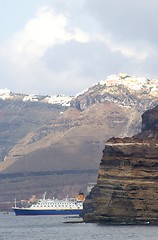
[0, 0, 158, 96]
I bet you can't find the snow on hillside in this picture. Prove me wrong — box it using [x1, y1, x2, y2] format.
[100, 73, 158, 91]
[0, 88, 12, 100]
[43, 95, 73, 106]
[1, 73, 158, 104]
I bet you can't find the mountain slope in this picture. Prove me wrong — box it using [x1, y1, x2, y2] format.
[0, 99, 68, 162]
[1, 73, 158, 209]
[1, 102, 141, 173]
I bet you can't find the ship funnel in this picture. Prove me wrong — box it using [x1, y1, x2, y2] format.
[76, 192, 85, 201]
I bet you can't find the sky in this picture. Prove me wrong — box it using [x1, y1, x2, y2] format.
[0, 0, 158, 96]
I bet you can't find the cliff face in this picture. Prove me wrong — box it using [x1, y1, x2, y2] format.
[83, 105, 158, 224]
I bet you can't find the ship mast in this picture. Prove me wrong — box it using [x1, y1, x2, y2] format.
[14, 198, 17, 208]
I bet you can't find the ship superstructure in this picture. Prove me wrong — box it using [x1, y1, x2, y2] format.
[12, 192, 85, 216]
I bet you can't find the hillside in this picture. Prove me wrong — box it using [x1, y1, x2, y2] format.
[0, 99, 68, 162]
[1, 73, 158, 209]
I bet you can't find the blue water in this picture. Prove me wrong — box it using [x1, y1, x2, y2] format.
[0, 212, 158, 240]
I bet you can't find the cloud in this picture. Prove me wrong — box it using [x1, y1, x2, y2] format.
[2, 6, 90, 67]
[96, 34, 149, 61]
[85, 0, 158, 43]
[2, 3, 150, 70]
[1, 1, 158, 95]
[0, 5, 94, 95]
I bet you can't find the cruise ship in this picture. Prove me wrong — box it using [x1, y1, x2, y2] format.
[12, 192, 85, 216]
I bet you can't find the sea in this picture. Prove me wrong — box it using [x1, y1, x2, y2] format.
[0, 212, 158, 240]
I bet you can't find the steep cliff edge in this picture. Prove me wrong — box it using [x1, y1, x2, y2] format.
[83, 105, 158, 224]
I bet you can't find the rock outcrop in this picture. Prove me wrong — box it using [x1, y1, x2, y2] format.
[83, 105, 158, 224]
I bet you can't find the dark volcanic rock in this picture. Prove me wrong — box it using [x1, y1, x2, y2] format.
[83, 105, 158, 224]
[141, 105, 158, 132]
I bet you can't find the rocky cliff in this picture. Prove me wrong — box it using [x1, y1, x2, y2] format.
[83, 105, 158, 224]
